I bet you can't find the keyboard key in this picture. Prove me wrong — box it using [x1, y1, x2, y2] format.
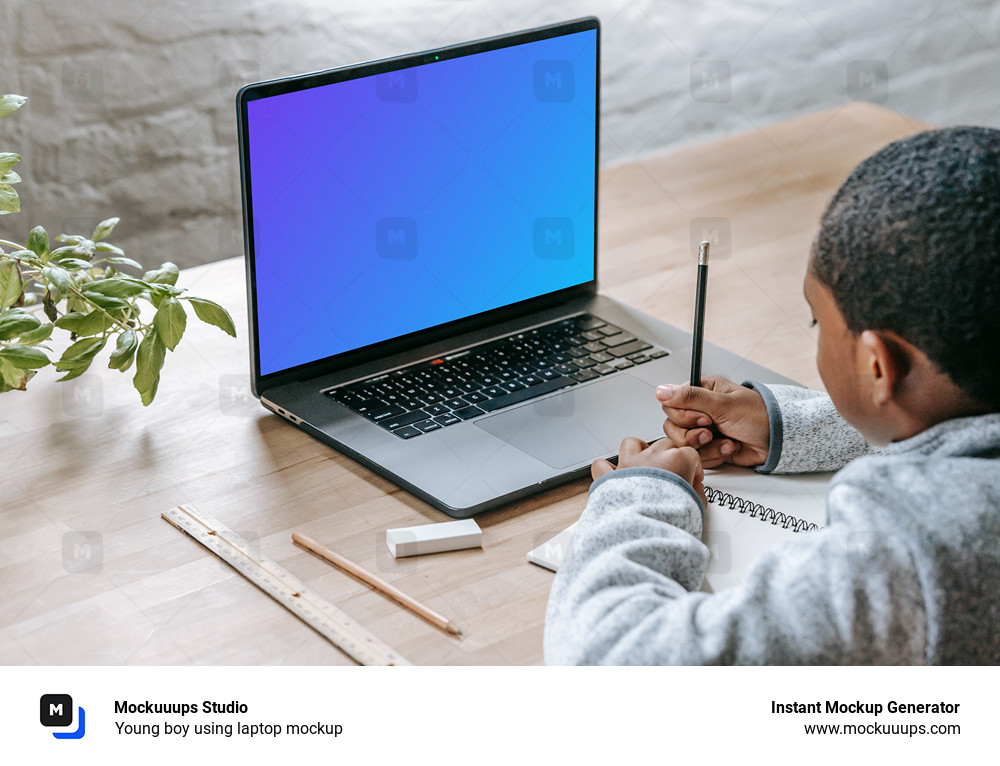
[393, 425, 421, 439]
[582, 341, 607, 353]
[452, 405, 485, 420]
[500, 380, 528, 392]
[443, 397, 468, 410]
[465, 391, 490, 403]
[612, 359, 635, 369]
[479, 375, 576, 413]
[354, 399, 387, 415]
[602, 333, 636, 347]
[648, 349, 668, 359]
[434, 414, 461, 427]
[554, 363, 576, 375]
[414, 419, 442, 433]
[329, 389, 363, 406]
[598, 325, 622, 336]
[425, 403, 449, 416]
[592, 364, 615, 375]
[590, 351, 613, 363]
[382, 409, 431, 430]
[483, 385, 506, 398]
[367, 404, 406, 423]
[521, 374, 543, 386]
[608, 340, 652, 358]
[575, 315, 606, 330]
[567, 347, 589, 358]
[628, 354, 651, 364]
[571, 369, 599, 382]
[572, 356, 597, 369]
[580, 330, 604, 342]
[539, 369, 560, 380]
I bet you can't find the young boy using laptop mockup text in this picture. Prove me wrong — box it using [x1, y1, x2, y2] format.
[544, 127, 1000, 665]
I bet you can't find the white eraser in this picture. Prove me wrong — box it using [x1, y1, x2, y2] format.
[386, 519, 483, 558]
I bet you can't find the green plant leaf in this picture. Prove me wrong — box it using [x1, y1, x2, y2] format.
[56, 234, 86, 245]
[133, 330, 166, 405]
[54, 309, 110, 336]
[142, 262, 179, 286]
[0, 152, 21, 175]
[0, 183, 20, 214]
[96, 243, 126, 256]
[53, 257, 94, 271]
[56, 335, 106, 370]
[104, 255, 140, 269]
[84, 276, 146, 298]
[0, 170, 21, 185]
[26, 226, 49, 260]
[81, 291, 129, 311]
[153, 297, 186, 350]
[92, 217, 120, 241]
[108, 328, 138, 371]
[0, 94, 27, 118]
[49, 245, 77, 259]
[187, 296, 237, 338]
[0, 308, 40, 340]
[42, 265, 72, 296]
[0, 260, 23, 309]
[17, 322, 53, 345]
[0, 344, 50, 369]
[0, 357, 29, 389]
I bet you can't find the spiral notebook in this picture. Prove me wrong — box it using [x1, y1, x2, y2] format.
[527, 466, 833, 592]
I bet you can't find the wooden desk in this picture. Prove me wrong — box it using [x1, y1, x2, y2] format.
[0, 103, 927, 665]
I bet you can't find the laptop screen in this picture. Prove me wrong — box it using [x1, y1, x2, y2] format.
[244, 26, 598, 378]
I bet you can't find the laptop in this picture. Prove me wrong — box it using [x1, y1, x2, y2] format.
[236, 17, 796, 517]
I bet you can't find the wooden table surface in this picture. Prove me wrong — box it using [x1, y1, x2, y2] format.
[0, 103, 927, 665]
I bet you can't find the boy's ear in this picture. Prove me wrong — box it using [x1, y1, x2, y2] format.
[859, 330, 910, 406]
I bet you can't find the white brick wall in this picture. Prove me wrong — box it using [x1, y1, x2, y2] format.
[3, 0, 999, 268]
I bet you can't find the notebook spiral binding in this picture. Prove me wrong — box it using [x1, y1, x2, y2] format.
[704, 486, 820, 533]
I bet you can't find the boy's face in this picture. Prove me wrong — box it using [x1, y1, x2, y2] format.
[803, 268, 884, 444]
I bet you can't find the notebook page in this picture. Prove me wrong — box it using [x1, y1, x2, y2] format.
[702, 466, 833, 592]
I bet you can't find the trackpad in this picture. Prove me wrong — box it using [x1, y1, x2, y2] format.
[474, 374, 664, 469]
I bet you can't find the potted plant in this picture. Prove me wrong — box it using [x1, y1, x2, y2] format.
[0, 94, 235, 404]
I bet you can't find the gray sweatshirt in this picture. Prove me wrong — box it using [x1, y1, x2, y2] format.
[543, 383, 1000, 664]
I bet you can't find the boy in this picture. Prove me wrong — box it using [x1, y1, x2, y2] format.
[544, 126, 1000, 664]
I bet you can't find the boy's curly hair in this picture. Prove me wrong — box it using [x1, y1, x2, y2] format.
[811, 126, 1000, 409]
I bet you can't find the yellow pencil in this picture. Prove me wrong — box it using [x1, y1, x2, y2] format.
[292, 531, 461, 637]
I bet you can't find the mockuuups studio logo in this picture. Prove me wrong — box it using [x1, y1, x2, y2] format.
[690, 60, 731, 103]
[533, 60, 574, 102]
[847, 60, 888, 103]
[533, 217, 574, 260]
[376, 217, 417, 260]
[376, 70, 417, 103]
[40, 694, 86, 739]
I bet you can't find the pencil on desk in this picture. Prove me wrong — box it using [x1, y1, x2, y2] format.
[292, 531, 461, 637]
[690, 240, 711, 387]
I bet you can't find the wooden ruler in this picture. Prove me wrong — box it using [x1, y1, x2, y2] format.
[162, 504, 410, 666]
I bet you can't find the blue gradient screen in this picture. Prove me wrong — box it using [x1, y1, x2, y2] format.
[247, 29, 597, 376]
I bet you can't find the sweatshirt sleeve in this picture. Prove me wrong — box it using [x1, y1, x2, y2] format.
[544, 468, 927, 665]
[744, 382, 886, 474]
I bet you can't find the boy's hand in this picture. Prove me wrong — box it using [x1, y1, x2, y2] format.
[656, 375, 771, 469]
[592, 438, 706, 505]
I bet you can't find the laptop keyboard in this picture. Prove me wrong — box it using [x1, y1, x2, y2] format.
[325, 314, 668, 439]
